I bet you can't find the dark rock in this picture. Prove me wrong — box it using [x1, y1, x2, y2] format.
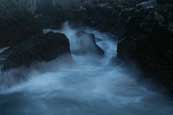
[66, 1, 123, 35]
[0, 32, 72, 70]
[0, 11, 42, 48]
[117, 3, 173, 94]
[157, 0, 173, 4]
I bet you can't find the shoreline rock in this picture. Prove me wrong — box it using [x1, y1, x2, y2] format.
[0, 32, 72, 70]
[117, 1, 173, 94]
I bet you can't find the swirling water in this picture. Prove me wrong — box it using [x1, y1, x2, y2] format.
[0, 23, 173, 115]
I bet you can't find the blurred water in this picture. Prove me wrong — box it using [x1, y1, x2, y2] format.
[0, 23, 173, 115]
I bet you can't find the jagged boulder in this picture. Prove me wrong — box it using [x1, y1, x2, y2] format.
[0, 32, 72, 70]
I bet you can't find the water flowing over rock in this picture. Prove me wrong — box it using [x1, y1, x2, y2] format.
[0, 24, 173, 115]
[0, 0, 173, 115]
[74, 31, 104, 56]
[60, 22, 116, 64]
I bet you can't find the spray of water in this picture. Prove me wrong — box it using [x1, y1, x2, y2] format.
[0, 22, 173, 115]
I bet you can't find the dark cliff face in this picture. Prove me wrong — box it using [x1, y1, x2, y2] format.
[0, 12, 41, 48]
[0, 1, 74, 71]
[0, 32, 72, 70]
[116, 1, 173, 94]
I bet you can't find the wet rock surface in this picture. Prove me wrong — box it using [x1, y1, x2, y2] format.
[0, 12, 41, 48]
[64, 0, 173, 93]
[0, 32, 72, 70]
[116, 0, 173, 93]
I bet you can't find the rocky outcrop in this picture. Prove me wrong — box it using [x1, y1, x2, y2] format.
[117, 1, 173, 94]
[0, 32, 72, 70]
[0, 11, 42, 48]
[157, 0, 173, 4]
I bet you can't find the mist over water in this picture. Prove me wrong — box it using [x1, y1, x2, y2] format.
[0, 22, 173, 115]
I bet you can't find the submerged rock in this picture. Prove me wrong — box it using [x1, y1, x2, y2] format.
[72, 31, 104, 56]
[0, 32, 72, 70]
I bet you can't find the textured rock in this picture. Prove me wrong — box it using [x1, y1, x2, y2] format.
[117, 1, 173, 93]
[0, 12, 42, 48]
[0, 32, 72, 70]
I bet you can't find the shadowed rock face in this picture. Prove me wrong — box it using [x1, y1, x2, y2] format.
[118, 27, 173, 91]
[117, 1, 173, 93]
[157, 0, 173, 4]
[0, 13, 42, 48]
[0, 32, 72, 70]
